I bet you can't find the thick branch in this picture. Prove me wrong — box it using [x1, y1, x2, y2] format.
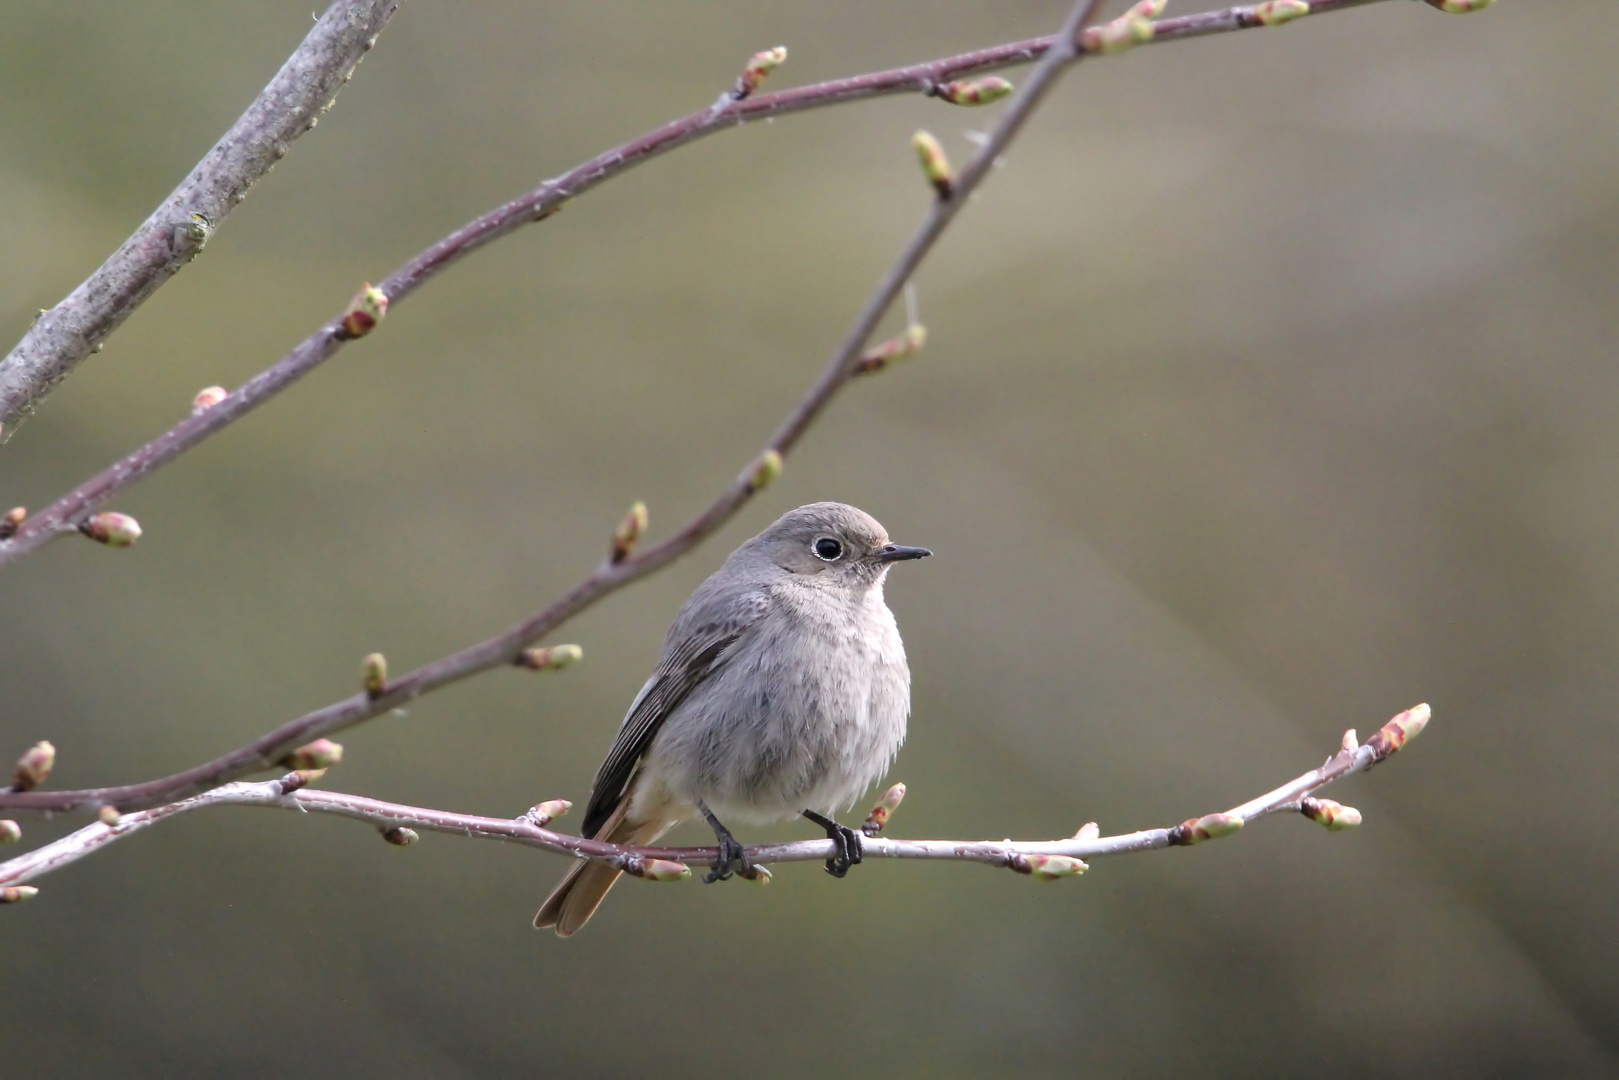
[0, 0, 401, 434]
[0, 707, 1431, 891]
[0, 0, 1111, 815]
[0, 0, 1398, 566]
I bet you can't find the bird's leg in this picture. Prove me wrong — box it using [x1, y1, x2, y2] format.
[802, 809, 864, 879]
[696, 799, 751, 884]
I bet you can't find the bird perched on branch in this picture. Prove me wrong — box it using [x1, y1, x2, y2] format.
[536, 502, 930, 936]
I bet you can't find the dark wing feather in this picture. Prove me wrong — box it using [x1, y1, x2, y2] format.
[580, 591, 769, 837]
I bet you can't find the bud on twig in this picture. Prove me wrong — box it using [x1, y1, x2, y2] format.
[1073, 821, 1100, 841]
[1170, 812, 1244, 846]
[1365, 703, 1430, 764]
[12, 741, 55, 792]
[623, 857, 691, 882]
[933, 77, 1014, 107]
[1086, 0, 1163, 54]
[191, 386, 228, 414]
[1340, 729, 1359, 754]
[862, 782, 907, 837]
[1, 886, 39, 904]
[361, 653, 388, 698]
[80, 512, 142, 547]
[525, 799, 572, 827]
[278, 738, 344, 771]
[1424, 0, 1491, 11]
[854, 324, 927, 376]
[611, 501, 648, 564]
[382, 826, 419, 846]
[739, 864, 773, 885]
[1300, 797, 1362, 831]
[1011, 853, 1088, 879]
[98, 806, 121, 827]
[517, 644, 583, 672]
[277, 769, 326, 794]
[340, 284, 388, 338]
[1254, 1, 1311, 26]
[911, 131, 954, 198]
[0, 820, 21, 844]
[733, 46, 787, 99]
[745, 449, 782, 492]
[0, 507, 25, 540]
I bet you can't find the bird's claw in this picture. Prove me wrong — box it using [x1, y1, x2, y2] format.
[703, 830, 752, 884]
[803, 809, 863, 878]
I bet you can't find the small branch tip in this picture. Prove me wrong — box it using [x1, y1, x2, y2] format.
[517, 644, 584, 671]
[1, 885, 40, 904]
[1300, 797, 1361, 831]
[361, 653, 388, 698]
[862, 782, 907, 836]
[745, 449, 783, 492]
[80, 512, 142, 548]
[278, 738, 344, 771]
[911, 130, 955, 198]
[611, 501, 648, 564]
[525, 799, 572, 827]
[733, 46, 788, 99]
[340, 283, 389, 339]
[933, 77, 1015, 106]
[1171, 812, 1244, 846]
[191, 386, 228, 415]
[12, 741, 55, 792]
[1011, 852, 1088, 879]
[623, 857, 691, 882]
[0, 820, 21, 844]
[1254, 0, 1311, 26]
[0, 507, 25, 540]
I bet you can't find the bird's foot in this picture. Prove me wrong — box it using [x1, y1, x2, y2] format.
[697, 799, 752, 884]
[802, 809, 863, 878]
[704, 830, 753, 884]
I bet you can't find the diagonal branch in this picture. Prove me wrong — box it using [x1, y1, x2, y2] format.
[0, 0, 1399, 567]
[0, 0, 1113, 816]
[0, 706, 1431, 894]
[0, 0, 402, 434]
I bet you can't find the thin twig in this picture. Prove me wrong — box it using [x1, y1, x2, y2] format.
[0, 707, 1431, 892]
[0, 0, 1399, 565]
[0, 0, 1113, 816]
[0, 0, 402, 434]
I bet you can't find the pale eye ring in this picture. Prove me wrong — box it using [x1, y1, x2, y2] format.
[813, 537, 844, 561]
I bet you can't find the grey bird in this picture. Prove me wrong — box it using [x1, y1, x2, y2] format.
[535, 502, 930, 937]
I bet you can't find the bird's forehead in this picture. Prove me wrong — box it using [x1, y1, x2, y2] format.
[770, 502, 888, 545]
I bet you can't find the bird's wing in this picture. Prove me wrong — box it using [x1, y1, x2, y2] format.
[580, 589, 771, 837]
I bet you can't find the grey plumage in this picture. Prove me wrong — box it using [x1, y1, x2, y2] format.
[536, 502, 929, 936]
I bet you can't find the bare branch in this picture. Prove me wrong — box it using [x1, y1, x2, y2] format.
[0, 0, 402, 434]
[0, 0, 1400, 567]
[0, 0, 1115, 815]
[0, 707, 1431, 893]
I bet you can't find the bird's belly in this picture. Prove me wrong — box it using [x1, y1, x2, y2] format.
[646, 625, 909, 823]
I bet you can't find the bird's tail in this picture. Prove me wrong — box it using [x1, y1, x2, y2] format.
[534, 800, 672, 937]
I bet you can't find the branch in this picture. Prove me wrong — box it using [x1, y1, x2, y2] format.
[0, 0, 402, 434]
[0, 0, 1114, 815]
[0, 0, 1402, 567]
[0, 706, 1431, 896]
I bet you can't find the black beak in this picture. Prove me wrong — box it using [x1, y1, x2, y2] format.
[876, 544, 932, 563]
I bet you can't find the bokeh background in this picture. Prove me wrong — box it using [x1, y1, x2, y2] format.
[2, 1, 1616, 1075]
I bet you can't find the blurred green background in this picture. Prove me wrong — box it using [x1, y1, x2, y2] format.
[2, 1, 1616, 1075]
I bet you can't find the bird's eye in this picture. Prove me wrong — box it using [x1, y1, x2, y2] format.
[813, 537, 844, 561]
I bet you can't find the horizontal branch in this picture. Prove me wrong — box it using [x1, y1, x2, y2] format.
[0, 0, 1114, 815]
[0, 0, 402, 434]
[0, 706, 1431, 894]
[0, 0, 1399, 567]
